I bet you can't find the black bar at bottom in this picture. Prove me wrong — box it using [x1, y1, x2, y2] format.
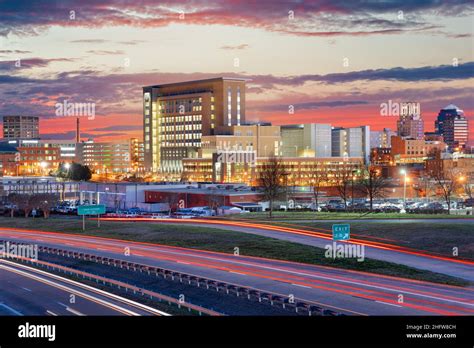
[0, 316, 472, 347]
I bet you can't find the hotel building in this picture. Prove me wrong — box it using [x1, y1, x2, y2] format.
[143, 77, 247, 173]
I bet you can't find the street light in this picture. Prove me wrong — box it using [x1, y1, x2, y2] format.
[400, 169, 408, 210]
[40, 161, 48, 176]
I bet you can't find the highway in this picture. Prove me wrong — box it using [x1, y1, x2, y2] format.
[1, 228, 473, 316]
[0, 258, 170, 316]
[97, 217, 474, 282]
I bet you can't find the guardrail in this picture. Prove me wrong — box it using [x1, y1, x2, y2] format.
[1, 240, 346, 316]
[1, 242, 221, 316]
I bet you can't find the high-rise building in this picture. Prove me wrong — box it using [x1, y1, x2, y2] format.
[397, 114, 424, 140]
[2, 116, 39, 139]
[435, 104, 469, 150]
[281, 124, 332, 157]
[143, 77, 247, 173]
[331, 126, 370, 163]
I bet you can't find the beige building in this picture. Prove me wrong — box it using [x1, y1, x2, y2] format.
[281, 124, 332, 158]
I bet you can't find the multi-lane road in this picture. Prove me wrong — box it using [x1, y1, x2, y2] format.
[0, 227, 473, 316]
[0, 259, 169, 316]
[97, 217, 474, 282]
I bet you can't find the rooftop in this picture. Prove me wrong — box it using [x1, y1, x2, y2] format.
[143, 77, 249, 89]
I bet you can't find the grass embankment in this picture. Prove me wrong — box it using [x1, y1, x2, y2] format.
[221, 211, 474, 221]
[0, 216, 469, 286]
[267, 221, 474, 260]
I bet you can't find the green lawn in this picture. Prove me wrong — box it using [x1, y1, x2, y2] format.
[0, 216, 469, 286]
[243, 220, 474, 259]
[220, 211, 474, 220]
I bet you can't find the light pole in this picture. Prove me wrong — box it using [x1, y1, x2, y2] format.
[400, 169, 408, 210]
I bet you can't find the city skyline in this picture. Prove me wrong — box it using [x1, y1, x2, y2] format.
[0, 1, 473, 143]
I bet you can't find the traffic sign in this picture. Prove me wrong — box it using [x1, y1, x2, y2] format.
[77, 204, 106, 215]
[332, 224, 350, 241]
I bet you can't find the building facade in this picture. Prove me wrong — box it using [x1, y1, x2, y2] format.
[435, 104, 469, 150]
[77, 140, 132, 173]
[397, 114, 424, 140]
[331, 126, 370, 164]
[281, 124, 332, 157]
[370, 128, 396, 148]
[390, 136, 447, 164]
[3, 116, 39, 139]
[143, 77, 247, 173]
[183, 156, 364, 186]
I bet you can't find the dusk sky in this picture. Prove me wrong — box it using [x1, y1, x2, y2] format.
[0, 0, 473, 142]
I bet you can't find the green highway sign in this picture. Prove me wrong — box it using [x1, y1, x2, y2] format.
[332, 224, 350, 241]
[77, 204, 106, 215]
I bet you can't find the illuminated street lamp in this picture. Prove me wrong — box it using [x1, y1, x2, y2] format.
[400, 169, 408, 210]
[40, 161, 48, 176]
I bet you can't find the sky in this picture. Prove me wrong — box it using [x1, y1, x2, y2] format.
[0, 0, 473, 143]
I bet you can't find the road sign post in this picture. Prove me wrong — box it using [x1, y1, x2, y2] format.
[77, 205, 106, 231]
[332, 224, 350, 241]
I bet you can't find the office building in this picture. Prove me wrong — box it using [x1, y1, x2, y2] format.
[77, 140, 132, 173]
[3, 116, 39, 139]
[390, 136, 447, 164]
[435, 104, 469, 150]
[0, 142, 19, 176]
[143, 77, 247, 173]
[183, 156, 364, 186]
[370, 128, 396, 148]
[281, 124, 332, 157]
[6, 139, 77, 163]
[331, 126, 370, 163]
[397, 114, 424, 140]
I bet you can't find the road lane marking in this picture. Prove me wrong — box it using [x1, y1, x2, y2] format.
[0, 260, 170, 316]
[292, 283, 311, 289]
[0, 303, 23, 316]
[66, 307, 85, 316]
[21, 287, 32, 292]
[229, 271, 246, 276]
[46, 310, 58, 316]
[376, 301, 402, 308]
[0, 263, 139, 316]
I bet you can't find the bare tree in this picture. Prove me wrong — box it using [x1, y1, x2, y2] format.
[333, 165, 354, 210]
[428, 161, 460, 214]
[165, 192, 181, 215]
[258, 156, 287, 218]
[461, 175, 473, 200]
[35, 193, 59, 219]
[7, 193, 31, 218]
[308, 164, 328, 212]
[356, 166, 390, 211]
